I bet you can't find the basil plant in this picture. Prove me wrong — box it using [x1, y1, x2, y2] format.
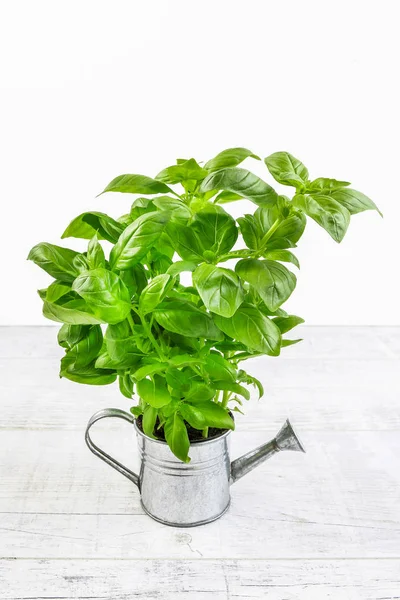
[28, 149, 381, 462]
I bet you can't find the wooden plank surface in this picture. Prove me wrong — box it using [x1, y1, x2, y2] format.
[1, 559, 400, 599]
[0, 326, 399, 597]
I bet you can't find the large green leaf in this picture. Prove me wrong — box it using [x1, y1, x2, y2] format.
[61, 212, 124, 243]
[139, 274, 173, 315]
[328, 188, 382, 217]
[87, 235, 106, 269]
[254, 206, 306, 250]
[192, 263, 244, 317]
[182, 400, 235, 430]
[43, 299, 103, 324]
[169, 205, 238, 262]
[293, 194, 350, 242]
[72, 268, 131, 324]
[214, 303, 281, 356]
[46, 281, 71, 303]
[28, 243, 81, 283]
[272, 315, 305, 334]
[137, 374, 172, 408]
[164, 413, 190, 462]
[105, 320, 145, 367]
[60, 361, 116, 385]
[60, 325, 103, 371]
[155, 158, 207, 184]
[205, 352, 237, 383]
[100, 174, 172, 195]
[152, 196, 192, 221]
[265, 151, 309, 187]
[110, 211, 170, 270]
[263, 250, 300, 269]
[236, 259, 296, 311]
[153, 299, 223, 340]
[200, 167, 278, 206]
[204, 147, 260, 172]
[306, 178, 351, 193]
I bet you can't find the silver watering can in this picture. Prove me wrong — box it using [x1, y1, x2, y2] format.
[85, 408, 305, 527]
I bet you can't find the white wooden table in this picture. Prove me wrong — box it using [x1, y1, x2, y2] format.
[1, 326, 399, 599]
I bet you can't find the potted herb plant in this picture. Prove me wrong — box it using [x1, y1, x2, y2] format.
[28, 149, 381, 526]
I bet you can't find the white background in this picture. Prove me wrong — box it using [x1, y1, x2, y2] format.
[0, 0, 398, 325]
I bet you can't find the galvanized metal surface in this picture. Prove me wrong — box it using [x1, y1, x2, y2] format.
[85, 409, 305, 527]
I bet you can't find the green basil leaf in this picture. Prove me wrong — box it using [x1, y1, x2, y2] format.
[143, 405, 158, 438]
[183, 382, 216, 403]
[46, 281, 72, 303]
[204, 147, 260, 172]
[293, 194, 350, 243]
[255, 206, 306, 250]
[179, 403, 207, 429]
[213, 380, 250, 400]
[193, 263, 244, 318]
[214, 191, 244, 204]
[60, 325, 103, 371]
[214, 303, 281, 356]
[119, 372, 134, 399]
[168, 354, 203, 367]
[164, 413, 190, 462]
[132, 360, 167, 381]
[236, 259, 296, 311]
[43, 299, 103, 325]
[237, 370, 264, 399]
[120, 264, 148, 299]
[72, 268, 131, 324]
[152, 196, 192, 222]
[100, 174, 172, 196]
[58, 324, 91, 349]
[137, 374, 172, 408]
[205, 352, 237, 383]
[110, 211, 170, 270]
[307, 178, 351, 193]
[60, 361, 117, 385]
[200, 167, 278, 206]
[105, 321, 145, 367]
[237, 214, 259, 250]
[139, 274, 173, 315]
[329, 188, 382, 217]
[281, 338, 302, 347]
[28, 243, 82, 283]
[87, 235, 105, 269]
[155, 158, 207, 184]
[166, 261, 198, 277]
[165, 367, 191, 391]
[264, 151, 309, 187]
[272, 315, 304, 334]
[185, 401, 234, 430]
[263, 250, 300, 269]
[170, 205, 238, 261]
[130, 197, 155, 221]
[61, 212, 124, 243]
[153, 299, 223, 340]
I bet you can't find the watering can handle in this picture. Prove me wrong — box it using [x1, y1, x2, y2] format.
[85, 408, 140, 488]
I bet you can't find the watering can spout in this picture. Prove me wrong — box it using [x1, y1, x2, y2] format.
[229, 419, 305, 484]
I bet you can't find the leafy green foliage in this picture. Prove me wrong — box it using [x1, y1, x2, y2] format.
[28, 148, 380, 462]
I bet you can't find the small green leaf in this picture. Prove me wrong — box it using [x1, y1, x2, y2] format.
[183, 382, 216, 403]
[213, 380, 250, 400]
[137, 374, 172, 408]
[72, 268, 131, 324]
[193, 264, 244, 318]
[100, 174, 172, 196]
[166, 261, 198, 277]
[28, 243, 81, 283]
[236, 259, 296, 311]
[179, 403, 207, 429]
[139, 274, 173, 314]
[200, 167, 278, 206]
[307, 178, 351, 193]
[132, 361, 167, 381]
[293, 194, 350, 243]
[152, 196, 192, 221]
[60, 362, 117, 385]
[214, 303, 281, 356]
[164, 413, 190, 462]
[155, 158, 207, 184]
[43, 299, 103, 325]
[119, 372, 134, 399]
[62, 212, 124, 243]
[110, 211, 170, 270]
[142, 405, 158, 438]
[185, 401, 235, 430]
[265, 151, 309, 187]
[205, 147, 260, 172]
[46, 281, 71, 303]
[87, 235, 105, 269]
[263, 250, 300, 269]
[272, 315, 305, 334]
[281, 338, 303, 347]
[329, 188, 382, 217]
[153, 299, 223, 340]
[205, 352, 237, 383]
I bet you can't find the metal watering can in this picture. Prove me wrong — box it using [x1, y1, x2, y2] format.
[86, 408, 305, 527]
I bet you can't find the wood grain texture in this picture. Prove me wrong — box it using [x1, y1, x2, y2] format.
[1, 559, 400, 599]
[0, 326, 399, 597]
